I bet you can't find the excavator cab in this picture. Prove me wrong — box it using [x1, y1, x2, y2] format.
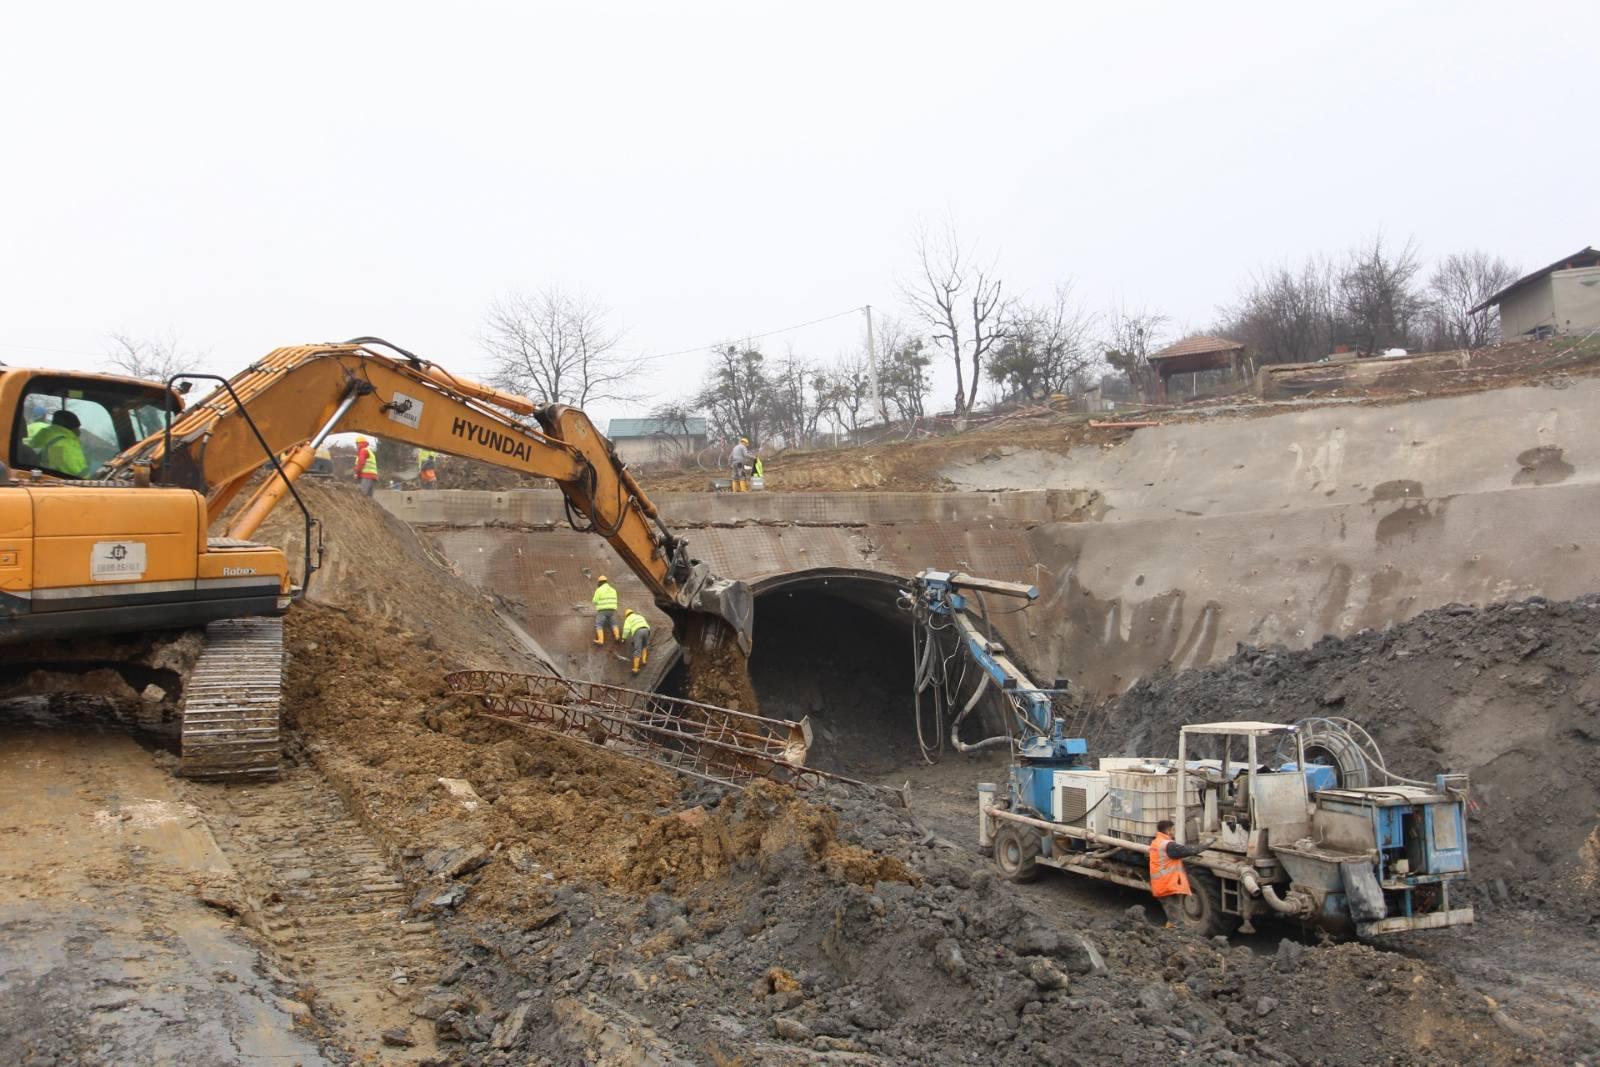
[4, 370, 180, 479]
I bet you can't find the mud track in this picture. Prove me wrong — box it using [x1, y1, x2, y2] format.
[189, 764, 444, 1060]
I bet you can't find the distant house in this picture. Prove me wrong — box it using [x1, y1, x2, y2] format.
[1471, 246, 1600, 341]
[606, 416, 708, 465]
[1147, 335, 1248, 402]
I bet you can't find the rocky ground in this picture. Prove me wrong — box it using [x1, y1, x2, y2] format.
[8, 476, 1598, 1063]
[273, 589, 1570, 1064]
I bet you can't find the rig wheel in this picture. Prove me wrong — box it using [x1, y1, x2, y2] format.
[1176, 869, 1238, 938]
[994, 823, 1041, 883]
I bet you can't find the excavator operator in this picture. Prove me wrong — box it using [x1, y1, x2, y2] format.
[27, 410, 89, 477]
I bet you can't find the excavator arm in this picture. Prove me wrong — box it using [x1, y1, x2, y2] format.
[105, 340, 753, 652]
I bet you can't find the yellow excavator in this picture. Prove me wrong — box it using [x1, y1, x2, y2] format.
[0, 338, 752, 778]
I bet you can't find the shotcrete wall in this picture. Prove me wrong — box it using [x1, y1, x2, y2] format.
[379, 380, 1600, 695]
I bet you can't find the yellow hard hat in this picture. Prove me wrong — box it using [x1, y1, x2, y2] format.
[739, 437, 749, 445]
[624, 608, 636, 617]
[355, 436, 368, 445]
[597, 575, 608, 584]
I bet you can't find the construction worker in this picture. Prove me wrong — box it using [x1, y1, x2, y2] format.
[1149, 819, 1216, 928]
[752, 455, 764, 483]
[729, 437, 753, 492]
[27, 410, 89, 477]
[23, 397, 52, 442]
[418, 448, 439, 489]
[353, 437, 379, 496]
[622, 608, 651, 675]
[592, 575, 620, 644]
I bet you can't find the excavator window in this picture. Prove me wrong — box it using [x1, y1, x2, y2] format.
[13, 376, 175, 479]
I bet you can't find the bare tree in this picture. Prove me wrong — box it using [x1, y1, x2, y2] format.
[1220, 257, 1337, 365]
[646, 398, 703, 460]
[879, 332, 932, 422]
[989, 284, 1098, 401]
[1337, 236, 1427, 353]
[481, 286, 642, 406]
[767, 349, 825, 448]
[903, 224, 1009, 415]
[816, 352, 873, 435]
[1426, 251, 1520, 350]
[694, 344, 770, 444]
[106, 331, 205, 384]
[1100, 305, 1170, 399]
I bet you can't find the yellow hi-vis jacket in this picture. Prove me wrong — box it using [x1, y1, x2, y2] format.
[28, 424, 89, 476]
[592, 582, 618, 612]
[622, 612, 649, 639]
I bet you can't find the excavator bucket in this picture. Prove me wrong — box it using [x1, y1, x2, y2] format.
[677, 564, 754, 655]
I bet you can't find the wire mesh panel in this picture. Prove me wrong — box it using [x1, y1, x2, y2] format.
[445, 669, 888, 797]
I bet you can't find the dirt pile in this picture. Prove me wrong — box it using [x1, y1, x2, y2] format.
[619, 781, 915, 893]
[251, 478, 530, 669]
[1104, 594, 1600, 919]
[282, 604, 904, 906]
[430, 786, 1540, 1066]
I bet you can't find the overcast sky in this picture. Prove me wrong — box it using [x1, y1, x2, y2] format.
[2, 1, 1593, 432]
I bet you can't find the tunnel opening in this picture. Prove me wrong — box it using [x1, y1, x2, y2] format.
[664, 581, 922, 778]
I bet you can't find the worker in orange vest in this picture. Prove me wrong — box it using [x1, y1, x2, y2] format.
[1149, 818, 1215, 928]
[353, 437, 379, 496]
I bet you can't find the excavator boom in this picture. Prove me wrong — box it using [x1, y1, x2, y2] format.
[107, 340, 752, 651]
[0, 340, 751, 781]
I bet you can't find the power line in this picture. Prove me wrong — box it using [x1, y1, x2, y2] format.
[643, 305, 866, 360]
[0, 339, 109, 360]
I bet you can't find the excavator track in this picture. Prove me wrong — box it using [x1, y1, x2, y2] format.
[178, 617, 283, 780]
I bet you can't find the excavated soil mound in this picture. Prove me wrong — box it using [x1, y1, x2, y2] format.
[1105, 594, 1600, 920]
[252, 478, 528, 669]
[618, 781, 914, 892]
[282, 603, 903, 911]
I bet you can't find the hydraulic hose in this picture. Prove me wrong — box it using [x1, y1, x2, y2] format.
[950, 673, 1010, 753]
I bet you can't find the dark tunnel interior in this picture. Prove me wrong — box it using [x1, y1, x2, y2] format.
[663, 586, 921, 777]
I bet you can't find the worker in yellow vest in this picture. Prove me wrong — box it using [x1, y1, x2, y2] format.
[27, 410, 90, 477]
[622, 608, 651, 675]
[592, 576, 620, 645]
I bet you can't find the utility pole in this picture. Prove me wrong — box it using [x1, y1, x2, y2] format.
[864, 304, 888, 425]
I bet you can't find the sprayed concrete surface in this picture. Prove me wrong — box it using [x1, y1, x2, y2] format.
[387, 377, 1600, 694]
[0, 726, 328, 1066]
[940, 377, 1600, 517]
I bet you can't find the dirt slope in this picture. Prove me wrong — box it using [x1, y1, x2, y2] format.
[252, 478, 531, 670]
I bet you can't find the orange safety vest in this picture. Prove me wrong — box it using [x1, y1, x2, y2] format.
[1149, 831, 1191, 898]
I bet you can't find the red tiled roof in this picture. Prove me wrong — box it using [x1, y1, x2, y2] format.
[1150, 335, 1245, 361]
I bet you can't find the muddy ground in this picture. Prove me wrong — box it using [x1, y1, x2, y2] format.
[5, 475, 1598, 1063]
[271, 599, 1552, 1065]
[251, 490, 1588, 1067]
